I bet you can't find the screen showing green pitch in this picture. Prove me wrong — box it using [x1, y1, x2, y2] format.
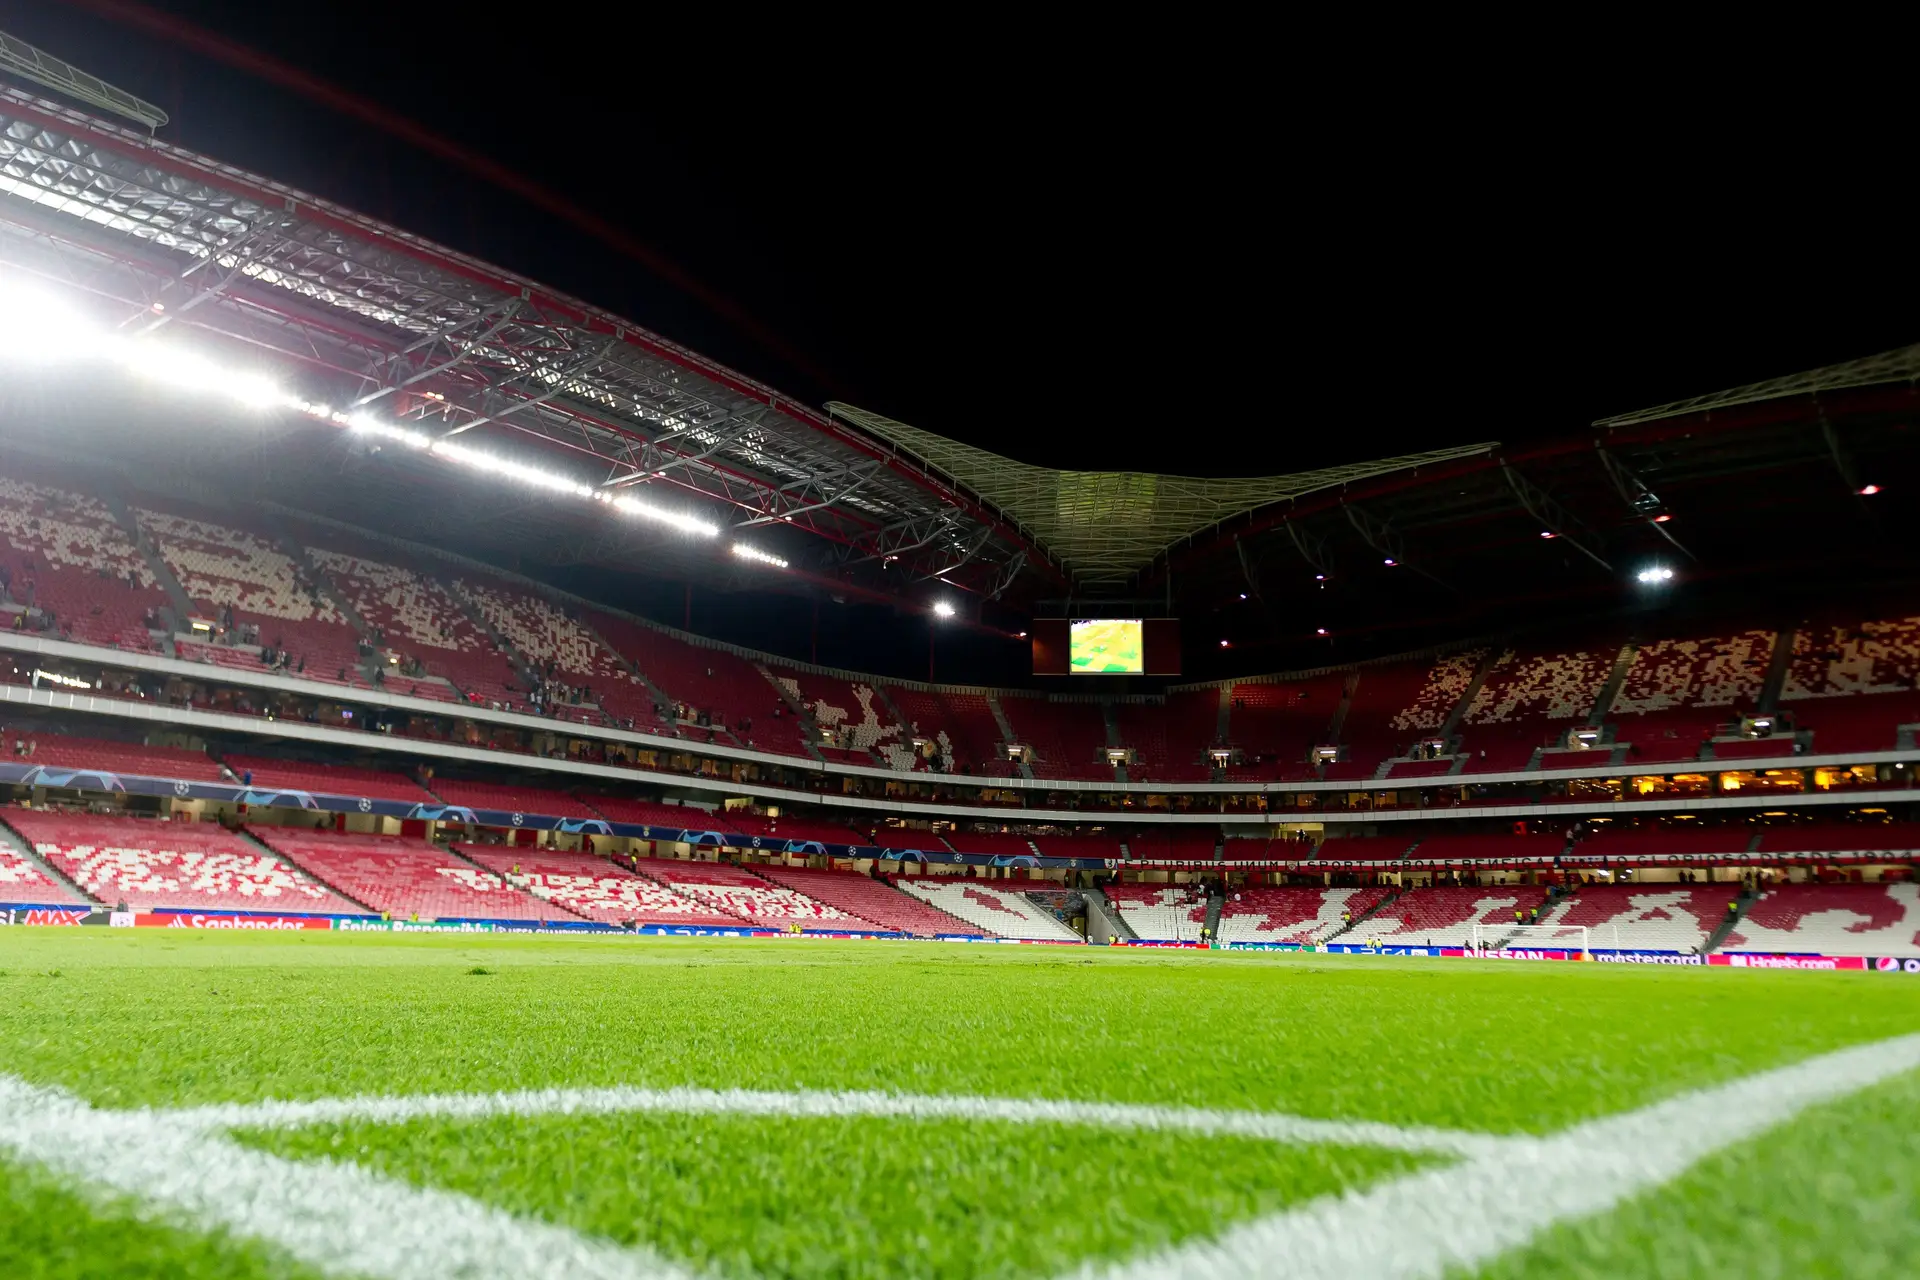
[1070, 619, 1144, 675]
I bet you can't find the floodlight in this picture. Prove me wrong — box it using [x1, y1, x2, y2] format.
[1860, 484, 1882, 496]
[931, 600, 956, 619]
[731, 544, 788, 569]
[1635, 565, 1676, 585]
[1383, 558, 1397, 567]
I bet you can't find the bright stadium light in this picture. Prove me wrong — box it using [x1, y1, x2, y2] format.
[931, 600, 956, 619]
[1636, 565, 1676, 585]
[0, 275, 728, 541]
[731, 543, 788, 569]
[1859, 484, 1882, 496]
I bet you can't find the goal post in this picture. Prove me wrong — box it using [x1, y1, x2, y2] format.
[1470, 923, 1619, 959]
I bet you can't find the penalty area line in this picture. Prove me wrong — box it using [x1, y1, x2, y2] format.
[164, 1084, 1516, 1159]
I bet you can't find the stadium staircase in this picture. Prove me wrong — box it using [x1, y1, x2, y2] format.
[0, 816, 99, 904]
[1441, 649, 1501, 738]
[1102, 704, 1126, 783]
[1088, 887, 1137, 941]
[982, 694, 1033, 779]
[1203, 892, 1223, 940]
[577, 615, 672, 726]
[757, 665, 830, 763]
[1756, 629, 1796, 713]
[1586, 642, 1637, 726]
[240, 829, 375, 914]
[1700, 889, 1757, 955]
[260, 511, 377, 666]
[1324, 888, 1401, 942]
[442, 578, 545, 709]
[104, 493, 195, 625]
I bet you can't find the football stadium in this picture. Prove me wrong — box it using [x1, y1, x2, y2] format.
[0, 17, 1915, 1279]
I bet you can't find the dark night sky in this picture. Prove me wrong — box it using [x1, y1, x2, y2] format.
[4, 2, 1914, 479]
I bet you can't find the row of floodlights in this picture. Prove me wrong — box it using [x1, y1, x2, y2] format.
[0, 282, 791, 570]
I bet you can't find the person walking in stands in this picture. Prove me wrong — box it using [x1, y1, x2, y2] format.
[1514, 907, 1525, 925]
[1529, 905, 1539, 925]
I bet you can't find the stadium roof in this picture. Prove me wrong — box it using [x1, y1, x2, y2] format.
[0, 84, 1053, 602]
[828, 402, 1498, 586]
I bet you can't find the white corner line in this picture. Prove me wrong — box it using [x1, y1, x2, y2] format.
[161, 1084, 1519, 1160]
[0, 1074, 691, 1280]
[1079, 1031, 1920, 1280]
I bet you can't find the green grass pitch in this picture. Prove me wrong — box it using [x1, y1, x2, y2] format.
[0, 930, 1916, 1278]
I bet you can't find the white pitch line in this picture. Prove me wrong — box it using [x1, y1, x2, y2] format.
[0, 1073, 693, 1280]
[164, 1083, 1516, 1159]
[1083, 1031, 1920, 1280]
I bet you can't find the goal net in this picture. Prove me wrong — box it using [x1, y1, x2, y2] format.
[1469, 923, 1619, 959]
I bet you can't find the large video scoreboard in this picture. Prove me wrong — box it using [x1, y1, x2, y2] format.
[1031, 618, 1181, 676]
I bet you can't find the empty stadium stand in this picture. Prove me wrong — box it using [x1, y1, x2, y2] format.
[425, 779, 582, 817]
[1351, 885, 1550, 946]
[1223, 675, 1344, 780]
[771, 668, 909, 767]
[456, 846, 737, 926]
[1456, 640, 1622, 772]
[895, 876, 1081, 940]
[942, 832, 1040, 858]
[882, 686, 1005, 775]
[1752, 823, 1920, 856]
[301, 530, 524, 708]
[1534, 884, 1732, 951]
[1326, 659, 1447, 779]
[752, 863, 982, 936]
[11, 732, 229, 783]
[1606, 630, 1775, 763]
[1720, 883, 1920, 957]
[998, 696, 1111, 781]
[0, 825, 89, 905]
[588, 616, 810, 757]
[1217, 885, 1391, 945]
[1103, 882, 1207, 940]
[632, 858, 855, 929]
[1116, 692, 1219, 783]
[6, 811, 356, 913]
[259, 829, 556, 920]
[580, 796, 729, 830]
[1575, 825, 1755, 860]
[1780, 615, 1920, 754]
[721, 813, 871, 847]
[454, 577, 652, 724]
[224, 755, 433, 804]
[0, 473, 165, 649]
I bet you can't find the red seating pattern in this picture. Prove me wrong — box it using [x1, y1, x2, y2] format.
[1722, 883, 1920, 957]
[999, 696, 1111, 780]
[225, 755, 433, 804]
[1539, 884, 1729, 951]
[14, 732, 229, 782]
[1352, 885, 1549, 945]
[1781, 617, 1920, 754]
[590, 615, 809, 757]
[135, 506, 338, 624]
[752, 863, 981, 936]
[0, 473, 165, 648]
[1125, 830, 1220, 862]
[1457, 641, 1621, 772]
[883, 686, 1005, 775]
[1117, 691, 1219, 783]
[772, 669, 908, 767]
[1217, 885, 1391, 944]
[0, 831, 88, 905]
[302, 534, 524, 709]
[633, 858, 853, 928]
[8, 811, 356, 912]
[1325, 660, 1438, 779]
[456, 579, 652, 725]
[426, 778, 581, 817]
[261, 830, 557, 920]
[1389, 650, 1485, 734]
[1224, 676, 1344, 780]
[1029, 832, 1124, 860]
[456, 847, 737, 925]
[1753, 823, 1920, 855]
